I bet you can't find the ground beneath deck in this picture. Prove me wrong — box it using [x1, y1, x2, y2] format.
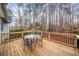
[0, 38, 79, 56]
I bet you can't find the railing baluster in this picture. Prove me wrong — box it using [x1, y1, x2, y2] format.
[48, 33, 50, 39]
[0, 31, 75, 47]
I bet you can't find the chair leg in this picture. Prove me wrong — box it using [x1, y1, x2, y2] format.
[23, 41, 25, 51]
[30, 40, 33, 53]
[37, 39, 43, 47]
[34, 39, 37, 47]
[30, 46, 33, 53]
[22, 39, 24, 49]
[41, 38, 43, 47]
[30, 44, 35, 53]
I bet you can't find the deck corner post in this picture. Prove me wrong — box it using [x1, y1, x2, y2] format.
[48, 33, 50, 39]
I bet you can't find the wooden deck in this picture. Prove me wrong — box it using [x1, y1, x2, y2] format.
[0, 38, 79, 56]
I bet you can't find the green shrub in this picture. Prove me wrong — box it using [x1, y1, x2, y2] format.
[24, 32, 32, 35]
[24, 32, 41, 35]
[10, 28, 24, 32]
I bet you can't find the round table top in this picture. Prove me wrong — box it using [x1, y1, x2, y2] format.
[24, 34, 41, 39]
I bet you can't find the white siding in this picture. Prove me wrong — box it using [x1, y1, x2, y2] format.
[1, 23, 9, 42]
[0, 18, 1, 43]
[0, 4, 9, 43]
[0, 18, 9, 43]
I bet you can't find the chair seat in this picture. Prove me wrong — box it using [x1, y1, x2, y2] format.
[24, 34, 42, 47]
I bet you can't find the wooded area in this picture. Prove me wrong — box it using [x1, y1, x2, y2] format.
[8, 3, 79, 34]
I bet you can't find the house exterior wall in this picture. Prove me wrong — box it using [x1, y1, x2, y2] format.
[0, 19, 9, 43]
[0, 18, 1, 43]
[0, 4, 10, 43]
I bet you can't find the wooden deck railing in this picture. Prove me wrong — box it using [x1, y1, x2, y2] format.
[42, 31, 75, 47]
[0, 31, 76, 47]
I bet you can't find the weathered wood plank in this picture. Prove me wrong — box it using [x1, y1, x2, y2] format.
[0, 38, 79, 56]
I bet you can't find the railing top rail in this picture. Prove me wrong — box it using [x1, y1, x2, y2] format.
[0, 30, 75, 36]
[42, 31, 75, 36]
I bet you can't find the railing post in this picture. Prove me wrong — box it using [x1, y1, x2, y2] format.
[22, 31, 24, 48]
[41, 31, 42, 38]
[40, 31, 43, 46]
[22, 31, 24, 39]
[48, 33, 50, 39]
[8, 33, 10, 42]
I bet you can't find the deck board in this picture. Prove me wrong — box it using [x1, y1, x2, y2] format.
[0, 38, 79, 56]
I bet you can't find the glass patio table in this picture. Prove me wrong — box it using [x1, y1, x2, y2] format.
[23, 34, 42, 52]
